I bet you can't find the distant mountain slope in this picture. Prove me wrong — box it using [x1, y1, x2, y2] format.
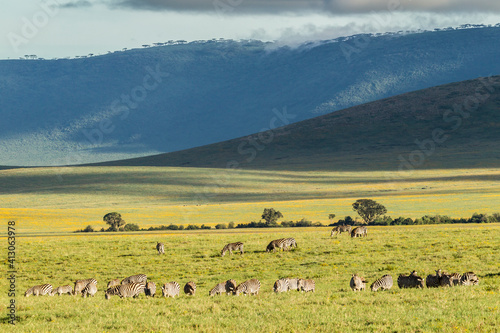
[96, 76, 500, 171]
[1, 25, 500, 166]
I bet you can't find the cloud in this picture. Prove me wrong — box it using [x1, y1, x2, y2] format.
[60, 0, 500, 14]
[58, 0, 93, 8]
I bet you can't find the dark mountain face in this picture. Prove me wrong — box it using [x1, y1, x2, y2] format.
[1, 25, 500, 166]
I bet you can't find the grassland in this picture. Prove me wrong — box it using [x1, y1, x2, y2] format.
[0, 166, 499, 233]
[2, 224, 499, 332]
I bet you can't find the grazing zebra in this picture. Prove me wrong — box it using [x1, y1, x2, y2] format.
[107, 279, 121, 289]
[287, 278, 300, 291]
[162, 282, 180, 298]
[221, 242, 244, 256]
[350, 274, 367, 291]
[266, 238, 296, 252]
[50, 285, 73, 296]
[273, 278, 289, 293]
[234, 279, 261, 296]
[370, 275, 393, 291]
[156, 242, 165, 255]
[184, 281, 196, 295]
[449, 273, 462, 286]
[25, 284, 52, 297]
[82, 283, 98, 297]
[209, 282, 227, 296]
[460, 272, 479, 286]
[145, 282, 156, 297]
[351, 226, 367, 238]
[426, 270, 442, 288]
[331, 225, 352, 236]
[105, 283, 146, 299]
[397, 271, 424, 289]
[74, 278, 97, 295]
[298, 279, 315, 292]
[121, 274, 147, 285]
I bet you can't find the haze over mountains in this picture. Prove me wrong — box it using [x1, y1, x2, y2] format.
[1, 25, 500, 166]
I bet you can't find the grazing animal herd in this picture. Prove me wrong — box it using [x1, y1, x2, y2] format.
[25, 232, 480, 300]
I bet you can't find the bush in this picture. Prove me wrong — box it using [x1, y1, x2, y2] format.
[371, 215, 393, 226]
[215, 223, 227, 229]
[123, 223, 140, 231]
[200, 224, 211, 230]
[228, 222, 235, 229]
[186, 224, 200, 230]
[77, 225, 94, 233]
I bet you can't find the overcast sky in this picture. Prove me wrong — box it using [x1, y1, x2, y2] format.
[2, 0, 500, 59]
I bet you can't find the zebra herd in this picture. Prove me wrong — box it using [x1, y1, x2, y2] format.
[349, 270, 479, 291]
[25, 238, 480, 301]
[331, 225, 367, 238]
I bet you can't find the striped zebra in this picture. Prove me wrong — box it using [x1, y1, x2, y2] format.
[157, 242, 165, 255]
[25, 284, 52, 297]
[331, 225, 352, 236]
[145, 282, 156, 297]
[460, 272, 479, 286]
[449, 273, 462, 286]
[298, 279, 315, 292]
[208, 279, 237, 296]
[184, 281, 196, 295]
[82, 283, 98, 297]
[266, 238, 296, 252]
[370, 275, 393, 291]
[105, 283, 146, 299]
[221, 242, 244, 256]
[121, 274, 147, 285]
[287, 278, 300, 291]
[162, 282, 180, 298]
[426, 270, 442, 288]
[351, 226, 367, 238]
[234, 279, 261, 296]
[50, 285, 73, 296]
[74, 278, 97, 295]
[107, 278, 121, 289]
[273, 278, 289, 293]
[397, 271, 424, 289]
[350, 274, 367, 291]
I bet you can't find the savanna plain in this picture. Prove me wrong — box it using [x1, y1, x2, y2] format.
[1, 166, 499, 332]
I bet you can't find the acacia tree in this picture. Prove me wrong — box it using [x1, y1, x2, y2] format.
[261, 208, 283, 226]
[103, 212, 125, 231]
[328, 214, 336, 223]
[352, 199, 387, 224]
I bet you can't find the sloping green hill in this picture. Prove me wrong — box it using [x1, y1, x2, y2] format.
[96, 76, 500, 171]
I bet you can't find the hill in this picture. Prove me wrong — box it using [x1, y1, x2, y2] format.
[95, 76, 500, 171]
[1, 25, 500, 166]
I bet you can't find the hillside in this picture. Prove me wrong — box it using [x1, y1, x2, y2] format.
[97, 76, 500, 171]
[1, 25, 500, 166]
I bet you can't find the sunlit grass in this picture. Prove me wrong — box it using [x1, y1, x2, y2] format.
[1, 224, 499, 332]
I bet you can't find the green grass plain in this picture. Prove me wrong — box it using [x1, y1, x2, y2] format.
[0, 166, 499, 233]
[2, 224, 499, 332]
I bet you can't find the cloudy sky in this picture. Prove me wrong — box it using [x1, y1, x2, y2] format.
[2, 0, 500, 59]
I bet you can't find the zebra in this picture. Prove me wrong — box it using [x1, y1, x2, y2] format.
[25, 284, 52, 297]
[226, 279, 237, 294]
[157, 242, 165, 255]
[145, 282, 156, 297]
[266, 239, 285, 252]
[184, 281, 196, 295]
[74, 278, 97, 295]
[351, 226, 367, 238]
[209, 282, 227, 296]
[82, 283, 98, 297]
[287, 278, 300, 291]
[370, 275, 393, 291]
[121, 274, 147, 285]
[460, 272, 479, 286]
[107, 278, 121, 289]
[426, 270, 442, 288]
[350, 274, 367, 291]
[397, 271, 424, 289]
[162, 282, 180, 298]
[273, 278, 289, 293]
[449, 273, 462, 286]
[298, 279, 315, 292]
[50, 285, 73, 296]
[234, 279, 261, 296]
[331, 225, 352, 236]
[221, 242, 244, 256]
[105, 283, 146, 299]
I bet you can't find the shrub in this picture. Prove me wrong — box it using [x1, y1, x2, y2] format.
[123, 223, 140, 231]
[228, 221, 235, 229]
[215, 223, 227, 229]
